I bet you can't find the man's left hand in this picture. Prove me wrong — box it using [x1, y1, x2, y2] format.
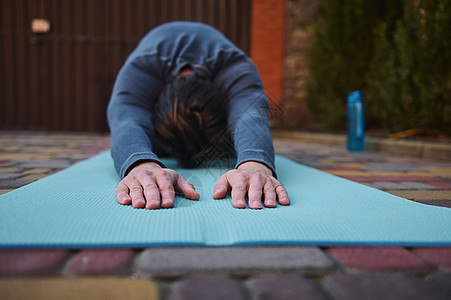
[212, 161, 290, 209]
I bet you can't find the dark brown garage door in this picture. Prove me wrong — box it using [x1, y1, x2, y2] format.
[0, 0, 250, 132]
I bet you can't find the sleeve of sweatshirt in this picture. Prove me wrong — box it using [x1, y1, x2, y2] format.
[107, 55, 166, 178]
[212, 52, 276, 176]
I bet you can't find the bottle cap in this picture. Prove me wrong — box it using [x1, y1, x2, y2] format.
[347, 91, 363, 103]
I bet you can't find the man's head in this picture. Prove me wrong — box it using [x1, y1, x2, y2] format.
[153, 75, 231, 168]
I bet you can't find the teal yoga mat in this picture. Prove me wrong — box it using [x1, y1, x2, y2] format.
[1, 152, 450, 248]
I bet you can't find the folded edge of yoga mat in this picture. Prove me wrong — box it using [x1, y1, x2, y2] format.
[0, 152, 450, 249]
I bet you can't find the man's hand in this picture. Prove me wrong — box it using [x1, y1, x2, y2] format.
[116, 162, 200, 209]
[212, 161, 290, 209]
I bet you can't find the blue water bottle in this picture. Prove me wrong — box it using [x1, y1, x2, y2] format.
[347, 91, 365, 151]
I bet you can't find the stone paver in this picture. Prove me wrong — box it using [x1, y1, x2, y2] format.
[430, 181, 451, 190]
[136, 246, 336, 277]
[0, 161, 14, 167]
[400, 181, 441, 190]
[372, 181, 414, 190]
[0, 179, 33, 189]
[0, 173, 22, 180]
[249, 273, 331, 300]
[323, 272, 451, 300]
[414, 200, 451, 208]
[0, 250, 70, 277]
[343, 176, 439, 183]
[23, 168, 52, 175]
[412, 248, 451, 270]
[63, 249, 135, 276]
[20, 173, 49, 181]
[0, 278, 159, 300]
[172, 275, 247, 300]
[386, 190, 451, 200]
[16, 159, 72, 169]
[426, 272, 451, 295]
[327, 247, 435, 274]
[0, 189, 13, 195]
[365, 163, 421, 171]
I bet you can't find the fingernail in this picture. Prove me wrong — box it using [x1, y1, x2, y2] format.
[162, 198, 172, 206]
[253, 201, 262, 209]
[148, 200, 159, 207]
[237, 199, 246, 207]
[133, 199, 145, 208]
[267, 199, 276, 207]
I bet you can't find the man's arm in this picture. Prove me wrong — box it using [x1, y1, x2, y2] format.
[108, 56, 199, 209]
[212, 54, 290, 208]
[213, 53, 277, 175]
[107, 56, 165, 177]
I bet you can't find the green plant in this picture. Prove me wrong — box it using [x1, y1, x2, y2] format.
[306, 0, 401, 130]
[306, 0, 451, 135]
[368, 0, 451, 133]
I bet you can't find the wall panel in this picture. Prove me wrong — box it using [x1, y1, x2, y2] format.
[0, 0, 250, 132]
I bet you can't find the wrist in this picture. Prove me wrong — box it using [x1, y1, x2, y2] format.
[237, 161, 272, 176]
[125, 161, 162, 176]
[135, 161, 162, 170]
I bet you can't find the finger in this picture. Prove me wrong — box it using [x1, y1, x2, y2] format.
[263, 181, 277, 208]
[116, 182, 131, 205]
[177, 176, 200, 200]
[273, 179, 290, 205]
[247, 174, 264, 209]
[128, 180, 146, 208]
[140, 177, 160, 210]
[213, 174, 229, 199]
[155, 171, 176, 208]
[230, 173, 248, 209]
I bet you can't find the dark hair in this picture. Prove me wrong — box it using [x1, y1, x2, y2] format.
[153, 75, 232, 168]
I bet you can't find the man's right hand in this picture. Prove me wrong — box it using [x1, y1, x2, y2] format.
[116, 162, 200, 209]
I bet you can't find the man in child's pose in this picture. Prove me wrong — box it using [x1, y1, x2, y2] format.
[107, 22, 289, 210]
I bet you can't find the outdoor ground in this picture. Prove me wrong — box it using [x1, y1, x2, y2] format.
[0, 130, 450, 299]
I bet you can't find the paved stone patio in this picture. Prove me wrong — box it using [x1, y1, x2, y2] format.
[0, 131, 450, 299]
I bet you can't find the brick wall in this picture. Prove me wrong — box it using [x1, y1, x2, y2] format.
[281, 0, 317, 129]
[250, 0, 286, 107]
